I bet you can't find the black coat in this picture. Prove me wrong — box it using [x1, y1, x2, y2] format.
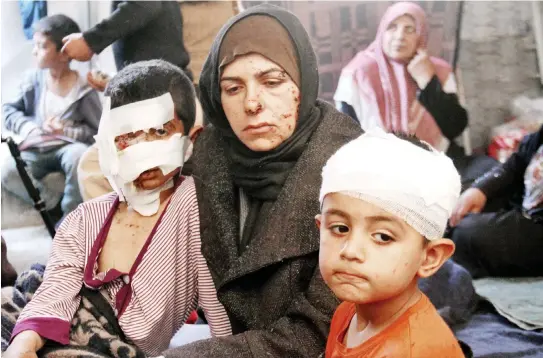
[473, 124, 543, 223]
[165, 101, 362, 357]
[83, 1, 190, 73]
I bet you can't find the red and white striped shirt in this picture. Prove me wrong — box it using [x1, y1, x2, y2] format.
[12, 177, 231, 356]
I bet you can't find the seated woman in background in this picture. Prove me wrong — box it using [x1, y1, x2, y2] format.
[449, 124, 543, 278]
[334, 1, 467, 159]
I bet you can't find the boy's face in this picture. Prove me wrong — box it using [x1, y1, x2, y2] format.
[317, 193, 427, 305]
[114, 117, 185, 191]
[32, 32, 67, 69]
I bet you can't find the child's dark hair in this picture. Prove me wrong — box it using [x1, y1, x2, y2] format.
[32, 14, 80, 51]
[392, 132, 433, 152]
[105, 60, 196, 134]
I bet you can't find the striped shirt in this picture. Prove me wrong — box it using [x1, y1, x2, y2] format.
[12, 177, 231, 356]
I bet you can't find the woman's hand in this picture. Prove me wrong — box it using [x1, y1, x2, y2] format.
[449, 188, 487, 227]
[3, 331, 44, 358]
[407, 49, 436, 89]
[61, 33, 94, 62]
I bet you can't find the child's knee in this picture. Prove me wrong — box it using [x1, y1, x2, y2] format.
[0, 157, 19, 186]
[62, 143, 89, 168]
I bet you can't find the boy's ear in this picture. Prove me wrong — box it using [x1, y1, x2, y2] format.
[417, 238, 455, 278]
[315, 214, 322, 230]
[189, 125, 203, 142]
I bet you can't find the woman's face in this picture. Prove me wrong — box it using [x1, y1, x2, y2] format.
[220, 53, 300, 152]
[382, 14, 419, 63]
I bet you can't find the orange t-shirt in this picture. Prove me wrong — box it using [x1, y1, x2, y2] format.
[325, 294, 464, 358]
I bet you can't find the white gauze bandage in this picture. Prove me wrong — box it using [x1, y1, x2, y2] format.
[319, 128, 461, 240]
[94, 93, 192, 216]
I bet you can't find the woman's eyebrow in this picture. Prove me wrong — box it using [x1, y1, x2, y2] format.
[256, 68, 285, 77]
[220, 68, 285, 83]
[220, 76, 242, 82]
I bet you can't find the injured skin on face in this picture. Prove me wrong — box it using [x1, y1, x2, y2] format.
[220, 53, 301, 152]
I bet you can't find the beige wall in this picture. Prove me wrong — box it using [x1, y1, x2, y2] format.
[458, 1, 542, 149]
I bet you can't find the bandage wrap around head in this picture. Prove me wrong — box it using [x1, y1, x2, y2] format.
[319, 128, 461, 240]
[94, 93, 192, 216]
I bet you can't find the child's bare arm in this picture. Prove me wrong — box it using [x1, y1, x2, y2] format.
[11, 208, 87, 347]
[4, 330, 45, 358]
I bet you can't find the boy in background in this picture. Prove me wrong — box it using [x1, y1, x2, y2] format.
[2, 14, 101, 221]
[318, 129, 464, 357]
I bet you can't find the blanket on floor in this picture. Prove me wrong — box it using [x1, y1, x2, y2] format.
[1, 264, 145, 358]
[455, 301, 543, 358]
[473, 277, 543, 330]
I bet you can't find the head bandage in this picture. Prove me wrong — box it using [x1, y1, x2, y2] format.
[319, 128, 461, 240]
[94, 93, 192, 216]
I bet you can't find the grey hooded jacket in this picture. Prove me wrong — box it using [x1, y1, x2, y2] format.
[3, 69, 102, 144]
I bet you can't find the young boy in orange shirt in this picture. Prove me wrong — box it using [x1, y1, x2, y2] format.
[318, 129, 464, 358]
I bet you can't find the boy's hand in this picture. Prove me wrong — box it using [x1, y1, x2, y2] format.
[407, 49, 435, 89]
[87, 71, 109, 92]
[42, 117, 64, 135]
[4, 330, 43, 358]
[61, 33, 94, 62]
[449, 188, 487, 227]
[27, 128, 44, 138]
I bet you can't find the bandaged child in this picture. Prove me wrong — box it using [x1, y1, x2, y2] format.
[318, 129, 464, 357]
[6, 60, 231, 358]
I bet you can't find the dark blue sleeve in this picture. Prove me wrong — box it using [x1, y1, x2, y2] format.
[417, 75, 468, 140]
[473, 126, 543, 199]
[338, 101, 359, 124]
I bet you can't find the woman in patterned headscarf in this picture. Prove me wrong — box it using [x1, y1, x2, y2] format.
[335, 2, 468, 158]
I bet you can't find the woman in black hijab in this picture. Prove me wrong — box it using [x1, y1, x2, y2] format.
[164, 4, 362, 357]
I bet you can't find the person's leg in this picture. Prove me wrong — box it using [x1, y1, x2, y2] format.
[55, 143, 88, 214]
[451, 209, 543, 278]
[0, 149, 60, 210]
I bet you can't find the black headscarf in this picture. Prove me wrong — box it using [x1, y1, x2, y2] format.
[198, 4, 321, 202]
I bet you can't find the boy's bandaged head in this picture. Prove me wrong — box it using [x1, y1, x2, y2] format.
[95, 93, 192, 216]
[319, 129, 461, 240]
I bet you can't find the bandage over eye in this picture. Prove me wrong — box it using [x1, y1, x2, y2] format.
[319, 128, 461, 240]
[94, 93, 192, 216]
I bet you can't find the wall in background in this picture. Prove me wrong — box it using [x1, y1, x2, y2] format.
[2, 1, 542, 149]
[1, 0, 35, 102]
[458, 1, 542, 149]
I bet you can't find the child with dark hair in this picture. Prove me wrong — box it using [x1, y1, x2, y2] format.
[318, 129, 464, 357]
[32, 14, 81, 51]
[77, 60, 207, 201]
[4, 60, 230, 358]
[2, 14, 102, 220]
